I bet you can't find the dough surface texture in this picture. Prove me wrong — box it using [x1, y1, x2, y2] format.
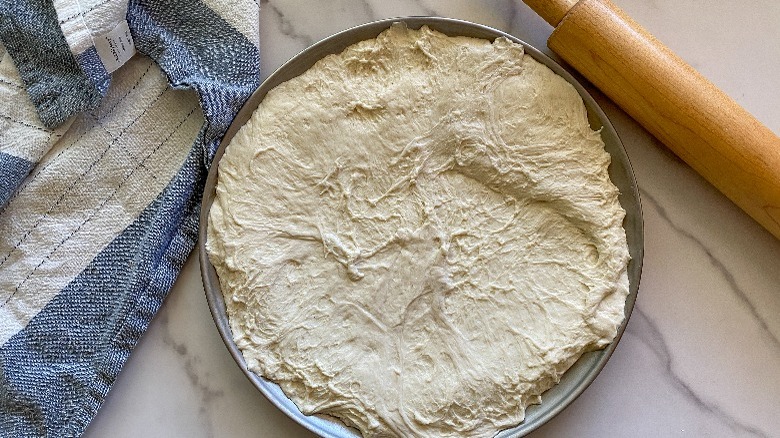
[207, 24, 630, 438]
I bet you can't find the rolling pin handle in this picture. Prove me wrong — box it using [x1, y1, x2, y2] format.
[522, 0, 579, 27]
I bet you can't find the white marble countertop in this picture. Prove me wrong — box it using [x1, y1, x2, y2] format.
[83, 1, 780, 437]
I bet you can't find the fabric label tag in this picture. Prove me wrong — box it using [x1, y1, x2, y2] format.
[94, 20, 136, 73]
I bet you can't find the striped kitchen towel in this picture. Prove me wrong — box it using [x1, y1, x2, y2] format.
[0, 0, 260, 436]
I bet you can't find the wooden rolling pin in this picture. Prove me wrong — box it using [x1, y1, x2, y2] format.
[523, 0, 780, 239]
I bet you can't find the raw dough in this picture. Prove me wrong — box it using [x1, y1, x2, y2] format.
[207, 23, 630, 438]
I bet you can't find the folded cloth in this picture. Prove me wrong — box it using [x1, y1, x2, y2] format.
[0, 0, 260, 436]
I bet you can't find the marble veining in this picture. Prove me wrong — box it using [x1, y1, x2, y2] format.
[159, 318, 226, 416]
[403, 0, 437, 17]
[262, 0, 315, 48]
[640, 188, 780, 353]
[355, 0, 377, 23]
[629, 309, 769, 438]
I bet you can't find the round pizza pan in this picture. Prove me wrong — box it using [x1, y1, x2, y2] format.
[199, 16, 643, 438]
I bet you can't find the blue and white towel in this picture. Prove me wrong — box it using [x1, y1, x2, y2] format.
[0, 0, 260, 435]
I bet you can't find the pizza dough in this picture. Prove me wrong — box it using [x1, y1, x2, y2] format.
[207, 23, 630, 437]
